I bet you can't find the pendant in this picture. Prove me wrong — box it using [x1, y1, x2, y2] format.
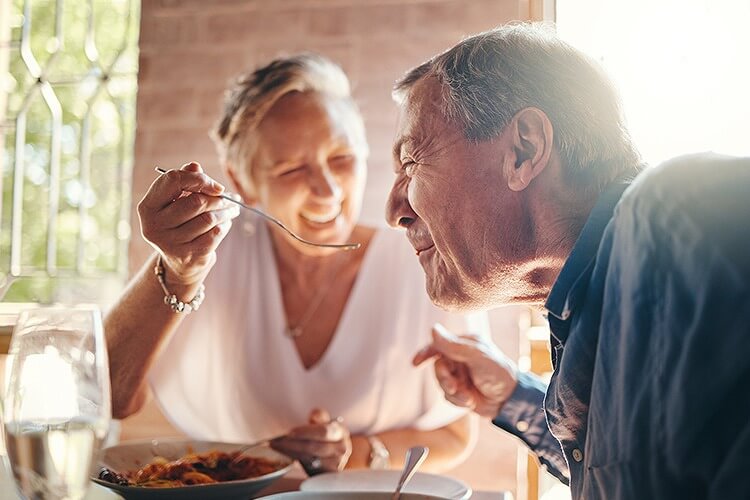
[284, 326, 303, 338]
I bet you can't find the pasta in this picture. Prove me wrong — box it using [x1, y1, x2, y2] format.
[98, 450, 285, 488]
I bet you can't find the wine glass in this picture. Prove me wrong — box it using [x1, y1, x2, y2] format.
[2, 306, 111, 500]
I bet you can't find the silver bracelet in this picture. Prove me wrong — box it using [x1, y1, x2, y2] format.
[367, 435, 391, 469]
[154, 254, 205, 314]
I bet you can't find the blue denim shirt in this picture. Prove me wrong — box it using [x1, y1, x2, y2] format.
[493, 153, 750, 499]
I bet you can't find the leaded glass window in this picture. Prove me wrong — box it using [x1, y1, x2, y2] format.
[0, 0, 140, 305]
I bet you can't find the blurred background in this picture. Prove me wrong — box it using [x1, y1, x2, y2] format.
[1, 1, 749, 499]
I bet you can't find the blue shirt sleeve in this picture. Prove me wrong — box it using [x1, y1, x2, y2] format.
[635, 156, 750, 499]
[589, 153, 750, 498]
[492, 371, 570, 484]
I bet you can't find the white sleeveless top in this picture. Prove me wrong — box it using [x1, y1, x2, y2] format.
[149, 218, 489, 442]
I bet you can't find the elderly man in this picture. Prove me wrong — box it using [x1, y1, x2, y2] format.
[387, 24, 750, 499]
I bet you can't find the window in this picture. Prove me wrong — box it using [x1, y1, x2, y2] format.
[0, 0, 140, 308]
[556, 0, 750, 165]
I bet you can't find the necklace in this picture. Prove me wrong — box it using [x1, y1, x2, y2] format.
[283, 251, 351, 339]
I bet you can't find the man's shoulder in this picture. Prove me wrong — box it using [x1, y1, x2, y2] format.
[609, 152, 750, 236]
[605, 152, 750, 269]
[620, 152, 750, 214]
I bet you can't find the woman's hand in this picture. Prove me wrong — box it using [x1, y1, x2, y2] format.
[137, 162, 239, 284]
[270, 408, 352, 475]
[413, 323, 519, 419]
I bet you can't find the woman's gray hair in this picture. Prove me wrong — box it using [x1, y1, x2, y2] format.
[212, 53, 367, 178]
[394, 23, 642, 188]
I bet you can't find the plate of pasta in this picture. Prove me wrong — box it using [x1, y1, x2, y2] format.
[92, 438, 294, 499]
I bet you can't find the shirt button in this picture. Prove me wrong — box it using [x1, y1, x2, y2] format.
[572, 448, 583, 462]
[516, 421, 529, 432]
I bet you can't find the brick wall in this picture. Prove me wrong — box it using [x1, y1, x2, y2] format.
[131, 0, 532, 266]
[130, 0, 536, 494]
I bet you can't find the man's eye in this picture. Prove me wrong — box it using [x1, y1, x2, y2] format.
[403, 162, 417, 176]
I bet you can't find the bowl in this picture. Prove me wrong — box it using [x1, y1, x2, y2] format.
[301, 470, 471, 499]
[91, 438, 293, 500]
[261, 493, 453, 500]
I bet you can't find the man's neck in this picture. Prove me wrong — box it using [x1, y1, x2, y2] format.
[518, 179, 600, 304]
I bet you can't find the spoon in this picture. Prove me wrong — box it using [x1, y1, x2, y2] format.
[155, 167, 361, 251]
[392, 446, 429, 500]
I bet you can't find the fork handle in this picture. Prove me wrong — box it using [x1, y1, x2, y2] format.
[154, 166, 360, 251]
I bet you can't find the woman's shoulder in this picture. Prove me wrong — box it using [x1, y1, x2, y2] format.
[366, 226, 420, 265]
[207, 218, 271, 288]
[354, 226, 427, 295]
[361, 227, 490, 335]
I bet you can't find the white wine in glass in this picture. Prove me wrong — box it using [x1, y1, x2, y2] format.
[3, 306, 111, 500]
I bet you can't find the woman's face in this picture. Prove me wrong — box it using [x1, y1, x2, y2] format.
[237, 91, 367, 255]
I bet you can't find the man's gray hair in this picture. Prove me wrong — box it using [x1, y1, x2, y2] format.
[394, 23, 642, 187]
[212, 53, 367, 176]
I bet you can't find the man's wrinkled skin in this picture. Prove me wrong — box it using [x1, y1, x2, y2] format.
[387, 77, 594, 414]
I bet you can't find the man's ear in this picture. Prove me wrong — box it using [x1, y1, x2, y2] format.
[225, 160, 258, 204]
[505, 107, 554, 192]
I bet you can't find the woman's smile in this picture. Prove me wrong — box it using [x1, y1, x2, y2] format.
[300, 204, 343, 225]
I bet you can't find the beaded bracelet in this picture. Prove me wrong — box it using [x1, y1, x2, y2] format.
[154, 254, 205, 313]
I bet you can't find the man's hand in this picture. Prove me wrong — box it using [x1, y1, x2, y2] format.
[414, 323, 519, 418]
[270, 408, 352, 475]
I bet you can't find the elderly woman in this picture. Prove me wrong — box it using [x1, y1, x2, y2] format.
[105, 54, 488, 473]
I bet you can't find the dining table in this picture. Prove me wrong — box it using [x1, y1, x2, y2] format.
[0, 458, 511, 500]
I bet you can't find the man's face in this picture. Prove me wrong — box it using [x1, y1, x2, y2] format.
[386, 78, 531, 310]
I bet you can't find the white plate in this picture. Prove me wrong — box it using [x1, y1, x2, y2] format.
[301, 470, 471, 500]
[262, 493, 453, 500]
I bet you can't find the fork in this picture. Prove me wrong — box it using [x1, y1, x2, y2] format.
[231, 415, 345, 474]
[155, 167, 361, 251]
[228, 434, 327, 475]
[229, 436, 278, 460]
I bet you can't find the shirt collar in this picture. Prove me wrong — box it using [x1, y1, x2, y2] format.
[545, 181, 630, 321]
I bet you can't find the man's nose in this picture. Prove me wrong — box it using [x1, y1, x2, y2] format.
[385, 177, 416, 228]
